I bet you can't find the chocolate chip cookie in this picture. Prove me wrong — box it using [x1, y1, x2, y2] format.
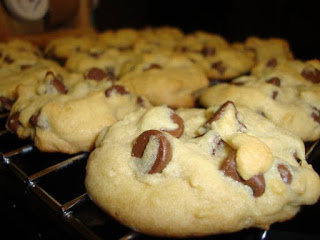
[118, 51, 209, 108]
[85, 103, 320, 237]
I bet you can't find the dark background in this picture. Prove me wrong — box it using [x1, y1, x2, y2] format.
[93, 0, 319, 60]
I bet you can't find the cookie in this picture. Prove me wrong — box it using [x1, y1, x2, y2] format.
[199, 72, 320, 141]
[251, 58, 320, 86]
[0, 59, 67, 111]
[175, 31, 255, 81]
[44, 34, 98, 66]
[133, 26, 185, 53]
[233, 37, 294, 63]
[6, 67, 84, 139]
[85, 103, 320, 237]
[118, 51, 209, 108]
[7, 77, 150, 154]
[98, 28, 140, 51]
[65, 47, 137, 81]
[0, 39, 42, 58]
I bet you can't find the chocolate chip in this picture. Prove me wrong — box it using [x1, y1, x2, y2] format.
[271, 91, 278, 100]
[206, 101, 234, 126]
[220, 150, 266, 197]
[311, 112, 320, 124]
[137, 96, 145, 107]
[46, 72, 68, 94]
[201, 46, 216, 57]
[29, 111, 40, 127]
[162, 112, 184, 138]
[89, 51, 104, 58]
[143, 64, 162, 71]
[4, 55, 14, 64]
[105, 85, 129, 97]
[277, 164, 292, 184]
[85, 68, 107, 81]
[20, 64, 32, 70]
[232, 81, 245, 86]
[311, 108, 320, 124]
[293, 152, 302, 165]
[266, 58, 278, 68]
[0, 96, 14, 111]
[45, 47, 66, 66]
[212, 138, 224, 156]
[244, 174, 265, 197]
[211, 61, 226, 74]
[132, 130, 172, 174]
[178, 46, 188, 53]
[244, 46, 257, 54]
[205, 101, 246, 131]
[301, 68, 320, 83]
[266, 77, 281, 86]
[105, 67, 116, 81]
[220, 150, 242, 181]
[6, 112, 20, 133]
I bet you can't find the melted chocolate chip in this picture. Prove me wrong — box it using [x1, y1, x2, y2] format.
[271, 91, 278, 100]
[85, 68, 107, 81]
[206, 101, 234, 126]
[4, 55, 14, 64]
[29, 111, 40, 127]
[89, 51, 104, 58]
[205, 101, 246, 131]
[45, 47, 66, 66]
[45, 72, 68, 94]
[266, 77, 281, 86]
[212, 138, 224, 156]
[137, 96, 145, 107]
[162, 112, 184, 138]
[293, 152, 302, 165]
[301, 68, 320, 83]
[220, 150, 266, 197]
[0, 96, 14, 111]
[266, 58, 278, 68]
[201, 46, 216, 57]
[311, 112, 320, 124]
[311, 107, 320, 124]
[277, 164, 292, 184]
[20, 64, 32, 70]
[105, 85, 129, 97]
[132, 130, 172, 174]
[211, 61, 226, 74]
[6, 112, 20, 133]
[245, 174, 265, 197]
[105, 67, 116, 81]
[143, 64, 162, 71]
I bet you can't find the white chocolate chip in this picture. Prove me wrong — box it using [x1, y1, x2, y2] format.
[229, 134, 273, 180]
[140, 106, 178, 131]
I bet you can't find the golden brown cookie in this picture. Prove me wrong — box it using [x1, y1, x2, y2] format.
[118, 51, 209, 108]
[85, 103, 320, 237]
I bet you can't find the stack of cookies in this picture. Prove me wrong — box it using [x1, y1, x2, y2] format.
[1, 27, 320, 238]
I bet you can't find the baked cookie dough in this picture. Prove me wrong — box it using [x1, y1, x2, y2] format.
[199, 73, 320, 142]
[7, 78, 150, 154]
[85, 103, 320, 237]
[0, 60, 70, 111]
[175, 31, 255, 81]
[118, 51, 209, 108]
[233, 36, 294, 63]
[251, 58, 320, 86]
[44, 34, 98, 66]
[65, 47, 137, 81]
